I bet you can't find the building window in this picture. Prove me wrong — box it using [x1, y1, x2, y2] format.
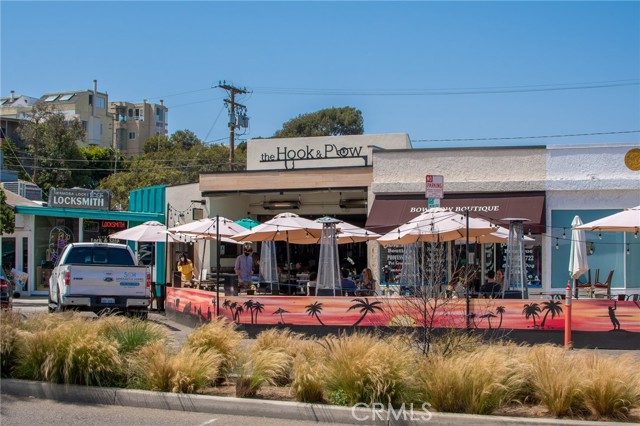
[44, 95, 59, 102]
[95, 97, 106, 109]
[128, 132, 136, 140]
[128, 108, 133, 117]
[58, 94, 74, 101]
[100, 123, 103, 136]
[156, 107, 164, 122]
[134, 109, 144, 121]
[82, 121, 88, 131]
[89, 94, 93, 105]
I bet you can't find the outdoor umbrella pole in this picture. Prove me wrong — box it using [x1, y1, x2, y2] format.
[216, 215, 220, 317]
[465, 208, 471, 330]
[286, 231, 291, 294]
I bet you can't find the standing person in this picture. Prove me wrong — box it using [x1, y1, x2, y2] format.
[177, 253, 196, 287]
[235, 243, 254, 292]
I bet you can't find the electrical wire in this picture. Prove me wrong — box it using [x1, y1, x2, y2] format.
[413, 130, 640, 143]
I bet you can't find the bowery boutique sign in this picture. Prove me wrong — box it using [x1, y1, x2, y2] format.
[49, 188, 111, 210]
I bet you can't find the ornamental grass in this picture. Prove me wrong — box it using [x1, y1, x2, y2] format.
[291, 338, 326, 403]
[414, 345, 522, 415]
[0, 310, 24, 376]
[249, 328, 302, 386]
[96, 314, 168, 355]
[235, 348, 291, 398]
[184, 317, 246, 380]
[130, 340, 222, 393]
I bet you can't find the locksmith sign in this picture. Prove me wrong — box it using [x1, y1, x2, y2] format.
[49, 188, 111, 210]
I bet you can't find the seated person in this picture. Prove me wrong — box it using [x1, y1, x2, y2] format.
[340, 268, 358, 296]
[307, 271, 318, 296]
[480, 270, 501, 297]
[356, 267, 376, 296]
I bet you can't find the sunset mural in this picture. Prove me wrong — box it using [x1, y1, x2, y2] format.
[166, 288, 640, 333]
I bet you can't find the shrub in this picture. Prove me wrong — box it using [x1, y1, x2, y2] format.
[580, 353, 640, 419]
[185, 317, 246, 379]
[0, 311, 25, 376]
[521, 345, 585, 417]
[414, 345, 521, 415]
[97, 315, 168, 355]
[236, 348, 290, 398]
[322, 333, 417, 407]
[63, 332, 122, 386]
[291, 339, 325, 403]
[130, 341, 221, 393]
[249, 328, 302, 386]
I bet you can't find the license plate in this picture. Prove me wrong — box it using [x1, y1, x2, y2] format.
[101, 297, 115, 304]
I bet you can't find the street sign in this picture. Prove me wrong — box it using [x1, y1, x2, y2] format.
[425, 175, 444, 199]
[428, 198, 441, 208]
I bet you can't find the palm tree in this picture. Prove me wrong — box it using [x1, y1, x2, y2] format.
[347, 298, 383, 326]
[253, 301, 265, 324]
[305, 301, 325, 325]
[468, 312, 478, 329]
[234, 305, 244, 323]
[522, 303, 542, 328]
[480, 312, 497, 329]
[495, 306, 506, 329]
[272, 307, 289, 324]
[243, 299, 255, 324]
[223, 299, 237, 319]
[539, 300, 564, 329]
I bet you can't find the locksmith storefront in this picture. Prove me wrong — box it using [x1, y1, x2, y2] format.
[10, 187, 163, 295]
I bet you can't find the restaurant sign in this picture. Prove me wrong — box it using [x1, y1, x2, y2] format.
[259, 143, 368, 170]
[49, 188, 111, 211]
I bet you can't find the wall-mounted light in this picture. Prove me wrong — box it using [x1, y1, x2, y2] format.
[339, 199, 367, 209]
[587, 242, 595, 255]
[263, 200, 301, 210]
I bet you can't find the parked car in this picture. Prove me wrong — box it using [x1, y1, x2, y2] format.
[0, 268, 11, 310]
[48, 242, 150, 318]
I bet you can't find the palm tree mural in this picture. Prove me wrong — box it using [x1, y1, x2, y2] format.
[480, 312, 497, 329]
[234, 305, 244, 323]
[522, 303, 542, 328]
[495, 306, 506, 329]
[539, 300, 564, 329]
[272, 307, 289, 324]
[253, 301, 265, 324]
[468, 312, 478, 329]
[305, 301, 325, 326]
[243, 299, 255, 324]
[223, 299, 237, 319]
[348, 298, 383, 326]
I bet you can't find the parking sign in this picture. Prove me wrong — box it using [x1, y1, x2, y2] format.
[425, 175, 444, 199]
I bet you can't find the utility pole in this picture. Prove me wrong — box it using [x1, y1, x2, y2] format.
[215, 81, 249, 171]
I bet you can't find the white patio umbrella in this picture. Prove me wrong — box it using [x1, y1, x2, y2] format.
[377, 208, 499, 245]
[569, 215, 590, 296]
[574, 205, 640, 234]
[334, 220, 381, 244]
[231, 212, 324, 288]
[456, 226, 535, 245]
[168, 217, 247, 238]
[109, 220, 173, 242]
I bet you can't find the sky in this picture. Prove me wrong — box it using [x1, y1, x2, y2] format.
[1, 1, 639, 149]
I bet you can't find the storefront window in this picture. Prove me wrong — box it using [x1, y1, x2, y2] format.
[83, 219, 127, 242]
[35, 217, 78, 291]
[552, 209, 628, 290]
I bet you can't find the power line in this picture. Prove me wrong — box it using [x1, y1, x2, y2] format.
[413, 130, 640, 143]
[252, 79, 639, 96]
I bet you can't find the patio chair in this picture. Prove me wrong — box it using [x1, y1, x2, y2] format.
[593, 270, 613, 299]
[575, 269, 593, 298]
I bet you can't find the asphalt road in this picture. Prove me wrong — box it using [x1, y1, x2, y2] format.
[0, 394, 355, 426]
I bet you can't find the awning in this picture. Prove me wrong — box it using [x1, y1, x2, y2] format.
[366, 195, 545, 234]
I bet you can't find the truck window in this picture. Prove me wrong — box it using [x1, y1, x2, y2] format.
[64, 247, 135, 266]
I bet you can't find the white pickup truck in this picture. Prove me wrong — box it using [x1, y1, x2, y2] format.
[48, 242, 150, 318]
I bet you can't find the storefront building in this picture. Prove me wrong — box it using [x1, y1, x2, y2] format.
[6, 188, 163, 295]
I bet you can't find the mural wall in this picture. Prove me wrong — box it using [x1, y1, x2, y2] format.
[166, 288, 640, 333]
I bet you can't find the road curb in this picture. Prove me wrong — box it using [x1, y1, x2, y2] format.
[1, 379, 617, 426]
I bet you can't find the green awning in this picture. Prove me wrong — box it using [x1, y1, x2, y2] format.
[15, 205, 164, 223]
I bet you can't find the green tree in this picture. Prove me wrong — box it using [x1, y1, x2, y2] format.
[17, 102, 90, 196]
[0, 188, 15, 235]
[272, 107, 364, 138]
[101, 130, 239, 209]
[80, 146, 128, 189]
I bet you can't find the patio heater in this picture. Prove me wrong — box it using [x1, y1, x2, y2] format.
[316, 217, 341, 296]
[399, 242, 420, 295]
[502, 218, 529, 299]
